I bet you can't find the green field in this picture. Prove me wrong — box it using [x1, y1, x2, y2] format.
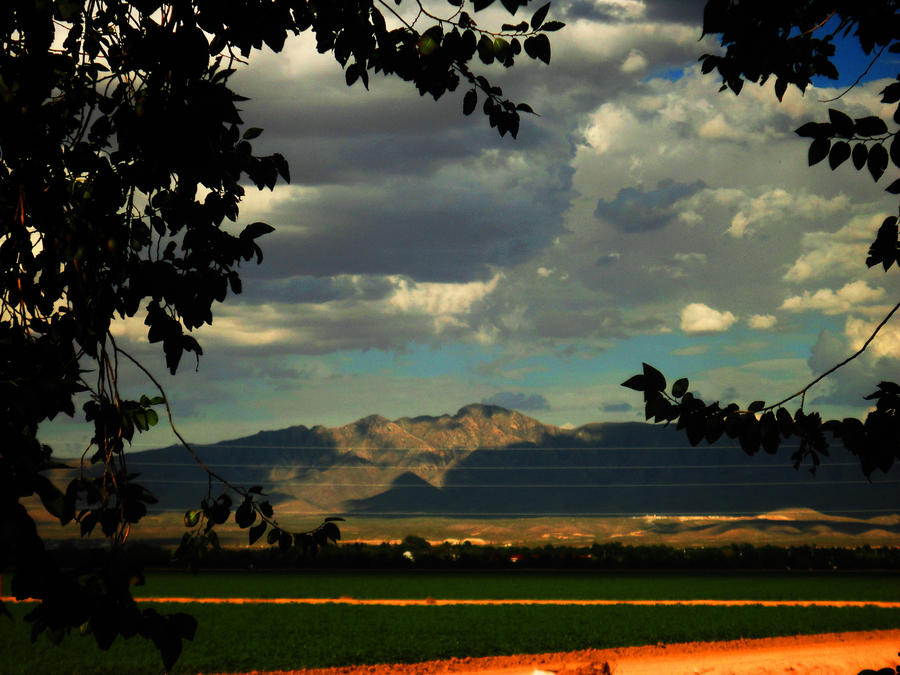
[2, 603, 900, 674]
[2, 570, 900, 674]
[131, 569, 900, 601]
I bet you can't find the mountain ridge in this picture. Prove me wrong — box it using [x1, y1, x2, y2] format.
[118, 403, 895, 522]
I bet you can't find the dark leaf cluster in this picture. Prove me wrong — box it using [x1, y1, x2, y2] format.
[1, 0, 556, 669]
[176, 487, 344, 572]
[622, 364, 899, 477]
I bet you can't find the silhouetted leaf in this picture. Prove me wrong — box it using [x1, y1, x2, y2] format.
[891, 135, 900, 168]
[621, 374, 646, 391]
[248, 522, 266, 545]
[642, 363, 666, 392]
[808, 137, 830, 165]
[868, 143, 889, 181]
[795, 122, 832, 138]
[530, 2, 550, 30]
[241, 222, 275, 240]
[828, 141, 850, 169]
[854, 116, 887, 137]
[852, 143, 869, 170]
[881, 81, 900, 104]
[672, 378, 689, 398]
[828, 108, 854, 137]
[235, 499, 255, 528]
[463, 89, 477, 116]
[321, 521, 341, 542]
[523, 34, 550, 64]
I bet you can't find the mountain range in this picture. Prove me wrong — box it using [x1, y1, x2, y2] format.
[121, 403, 895, 523]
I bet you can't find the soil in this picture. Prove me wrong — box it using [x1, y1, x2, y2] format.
[208, 630, 900, 675]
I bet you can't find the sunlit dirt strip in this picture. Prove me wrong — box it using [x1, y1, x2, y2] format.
[4, 596, 900, 607]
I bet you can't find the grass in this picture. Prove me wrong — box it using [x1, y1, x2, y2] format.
[1, 602, 900, 674]
[130, 569, 900, 601]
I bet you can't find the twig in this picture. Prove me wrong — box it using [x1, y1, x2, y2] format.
[763, 299, 900, 412]
[819, 45, 886, 103]
[801, 10, 836, 36]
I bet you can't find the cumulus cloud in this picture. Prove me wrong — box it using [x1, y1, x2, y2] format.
[726, 188, 849, 238]
[780, 280, 885, 315]
[808, 321, 900, 408]
[482, 392, 550, 411]
[747, 314, 777, 330]
[620, 48, 648, 73]
[680, 303, 737, 333]
[845, 315, 900, 360]
[784, 213, 889, 282]
[594, 179, 706, 233]
[389, 274, 501, 317]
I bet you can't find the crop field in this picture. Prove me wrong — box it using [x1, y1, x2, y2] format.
[2, 571, 900, 674]
[130, 569, 900, 602]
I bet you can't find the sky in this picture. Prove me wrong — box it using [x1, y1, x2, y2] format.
[45, 0, 900, 455]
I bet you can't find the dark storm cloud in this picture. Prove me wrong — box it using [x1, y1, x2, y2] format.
[594, 179, 706, 233]
[562, 1, 621, 22]
[241, 275, 396, 304]
[482, 391, 550, 410]
[601, 401, 632, 412]
[595, 252, 620, 266]
[644, 0, 708, 23]
[247, 177, 569, 284]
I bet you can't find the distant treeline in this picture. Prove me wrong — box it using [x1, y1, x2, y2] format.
[49, 537, 900, 571]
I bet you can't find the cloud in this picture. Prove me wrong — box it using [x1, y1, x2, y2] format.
[680, 303, 737, 333]
[594, 179, 706, 233]
[784, 213, 888, 282]
[780, 280, 885, 315]
[670, 344, 709, 356]
[673, 252, 707, 264]
[482, 392, 550, 411]
[726, 188, 849, 238]
[807, 321, 900, 407]
[595, 252, 621, 265]
[747, 314, 777, 330]
[601, 401, 633, 412]
[389, 274, 501, 318]
[845, 315, 900, 360]
[620, 49, 648, 73]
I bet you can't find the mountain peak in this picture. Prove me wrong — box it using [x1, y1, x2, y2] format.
[454, 403, 511, 419]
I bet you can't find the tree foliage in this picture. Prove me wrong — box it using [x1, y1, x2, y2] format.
[0, 0, 561, 668]
[625, 0, 900, 478]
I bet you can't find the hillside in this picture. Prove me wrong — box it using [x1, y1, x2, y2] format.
[115, 404, 896, 525]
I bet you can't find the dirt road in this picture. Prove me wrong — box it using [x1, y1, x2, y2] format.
[216, 630, 900, 675]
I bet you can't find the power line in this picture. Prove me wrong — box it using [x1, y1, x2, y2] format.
[143, 508, 900, 517]
[120, 444, 782, 451]
[138, 479, 898, 488]
[121, 461, 862, 470]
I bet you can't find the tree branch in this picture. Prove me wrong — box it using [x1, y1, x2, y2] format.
[819, 45, 886, 103]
